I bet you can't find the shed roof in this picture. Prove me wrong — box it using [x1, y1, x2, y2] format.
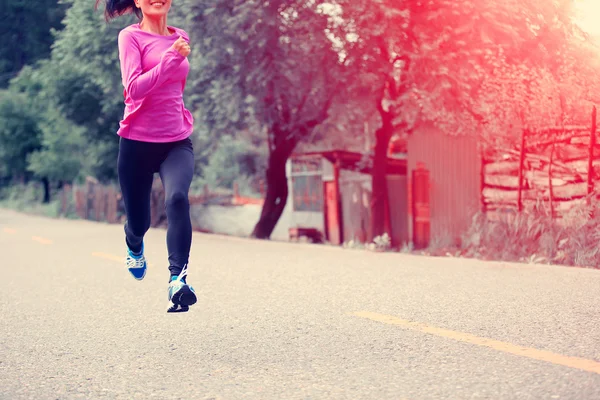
[291, 150, 407, 175]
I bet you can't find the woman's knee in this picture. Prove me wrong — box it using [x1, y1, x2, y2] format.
[165, 191, 189, 211]
[126, 219, 149, 238]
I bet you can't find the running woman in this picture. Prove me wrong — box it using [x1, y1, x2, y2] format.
[96, 0, 197, 312]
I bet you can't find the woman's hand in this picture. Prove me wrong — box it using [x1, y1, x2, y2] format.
[172, 36, 191, 57]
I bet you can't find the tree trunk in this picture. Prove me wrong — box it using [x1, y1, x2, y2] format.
[549, 137, 556, 219]
[42, 177, 50, 204]
[587, 106, 597, 202]
[370, 112, 393, 242]
[517, 129, 527, 212]
[251, 141, 294, 239]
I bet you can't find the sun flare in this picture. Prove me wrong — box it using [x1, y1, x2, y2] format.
[574, 0, 600, 36]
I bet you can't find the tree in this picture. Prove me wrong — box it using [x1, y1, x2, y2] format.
[0, 0, 67, 87]
[27, 112, 87, 187]
[6, 63, 90, 202]
[43, 0, 205, 182]
[335, 0, 587, 241]
[0, 91, 42, 182]
[44, 0, 137, 182]
[201, 132, 268, 193]
[186, 0, 346, 239]
[6, 0, 140, 193]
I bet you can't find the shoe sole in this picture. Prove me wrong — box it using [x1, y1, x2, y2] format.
[167, 285, 197, 313]
[167, 304, 189, 313]
[128, 267, 147, 280]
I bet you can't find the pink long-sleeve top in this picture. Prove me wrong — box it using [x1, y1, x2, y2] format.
[116, 23, 194, 142]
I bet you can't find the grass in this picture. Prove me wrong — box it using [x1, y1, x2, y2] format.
[0, 198, 62, 218]
[461, 199, 600, 268]
[0, 183, 76, 219]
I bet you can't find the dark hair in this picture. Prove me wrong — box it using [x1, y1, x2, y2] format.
[95, 0, 142, 21]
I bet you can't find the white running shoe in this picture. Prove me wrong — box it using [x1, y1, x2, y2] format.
[167, 264, 197, 313]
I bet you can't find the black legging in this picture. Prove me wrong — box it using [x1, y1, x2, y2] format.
[117, 136, 194, 278]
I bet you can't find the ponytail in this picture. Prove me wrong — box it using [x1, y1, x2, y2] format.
[95, 0, 142, 21]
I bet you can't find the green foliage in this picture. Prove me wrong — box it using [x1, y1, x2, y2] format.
[8, 60, 96, 185]
[52, 68, 105, 126]
[0, 0, 67, 87]
[27, 112, 86, 182]
[6, 60, 95, 184]
[184, 0, 355, 238]
[185, 0, 347, 149]
[9, 0, 174, 183]
[15, 0, 139, 182]
[0, 90, 42, 179]
[202, 134, 268, 191]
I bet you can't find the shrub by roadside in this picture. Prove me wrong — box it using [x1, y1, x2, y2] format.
[462, 200, 600, 268]
[0, 182, 74, 219]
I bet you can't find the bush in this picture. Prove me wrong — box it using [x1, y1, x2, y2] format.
[462, 198, 600, 268]
[0, 182, 64, 218]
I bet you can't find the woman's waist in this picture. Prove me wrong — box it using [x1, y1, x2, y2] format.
[126, 105, 187, 123]
[120, 110, 192, 136]
[126, 95, 187, 113]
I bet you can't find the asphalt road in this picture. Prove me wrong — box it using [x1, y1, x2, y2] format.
[2, 208, 600, 399]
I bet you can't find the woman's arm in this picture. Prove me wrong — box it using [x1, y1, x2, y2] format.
[118, 30, 185, 101]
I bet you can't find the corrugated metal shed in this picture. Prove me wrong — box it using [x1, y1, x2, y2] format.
[287, 150, 408, 246]
[406, 126, 482, 247]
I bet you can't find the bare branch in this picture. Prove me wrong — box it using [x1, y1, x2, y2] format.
[295, 84, 313, 119]
[376, 36, 390, 64]
[376, 90, 387, 118]
[396, 55, 412, 96]
[392, 55, 409, 66]
[464, 107, 488, 125]
[392, 121, 409, 131]
[279, 91, 291, 125]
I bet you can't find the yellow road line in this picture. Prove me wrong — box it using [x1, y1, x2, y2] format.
[32, 236, 52, 245]
[351, 311, 600, 375]
[92, 252, 123, 263]
[3, 228, 16, 234]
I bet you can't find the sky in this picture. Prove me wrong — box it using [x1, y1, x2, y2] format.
[574, 0, 600, 36]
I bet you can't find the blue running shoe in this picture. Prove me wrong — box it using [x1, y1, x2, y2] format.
[167, 264, 197, 313]
[126, 242, 147, 280]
